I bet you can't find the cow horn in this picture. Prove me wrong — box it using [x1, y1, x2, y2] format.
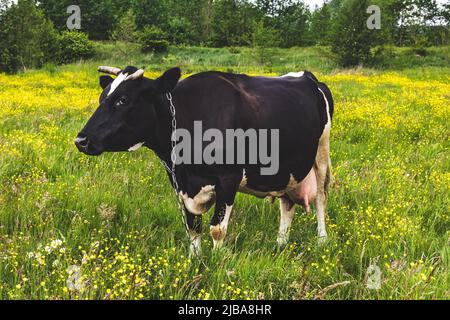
[125, 69, 145, 81]
[98, 66, 122, 76]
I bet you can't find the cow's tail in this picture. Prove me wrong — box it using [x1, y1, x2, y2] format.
[304, 71, 334, 122]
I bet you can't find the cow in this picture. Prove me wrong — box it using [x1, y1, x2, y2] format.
[75, 65, 334, 255]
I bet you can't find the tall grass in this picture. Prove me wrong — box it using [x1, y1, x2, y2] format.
[0, 46, 448, 299]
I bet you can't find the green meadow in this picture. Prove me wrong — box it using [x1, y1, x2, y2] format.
[0, 45, 448, 299]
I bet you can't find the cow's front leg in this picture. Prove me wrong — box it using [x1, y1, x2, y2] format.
[185, 211, 202, 256]
[209, 177, 240, 250]
[180, 184, 216, 256]
[210, 201, 233, 249]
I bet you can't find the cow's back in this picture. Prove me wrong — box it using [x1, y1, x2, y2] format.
[173, 71, 329, 189]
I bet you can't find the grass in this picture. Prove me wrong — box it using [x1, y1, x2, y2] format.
[0, 45, 449, 300]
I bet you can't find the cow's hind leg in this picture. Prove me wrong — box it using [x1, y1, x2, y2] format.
[314, 126, 332, 244]
[277, 197, 296, 248]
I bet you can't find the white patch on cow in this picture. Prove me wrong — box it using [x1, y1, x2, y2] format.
[210, 204, 233, 249]
[108, 72, 128, 96]
[318, 87, 331, 128]
[277, 198, 296, 247]
[239, 173, 300, 199]
[239, 169, 248, 188]
[128, 142, 144, 152]
[280, 71, 305, 78]
[180, 185, 216, 215]
[75, 136, 87, 144]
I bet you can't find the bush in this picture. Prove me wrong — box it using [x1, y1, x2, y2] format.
[138, 27, 170, 53]
[0, 0, 59, 73]
[57, 31, 95, 64]
[369, 46, 396, 68]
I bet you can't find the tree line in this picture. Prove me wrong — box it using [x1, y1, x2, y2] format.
[35, 0, 450, 47]
[0, 0, 449, 72]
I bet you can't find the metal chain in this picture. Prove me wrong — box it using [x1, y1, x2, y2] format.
[162, 93, 205, 265]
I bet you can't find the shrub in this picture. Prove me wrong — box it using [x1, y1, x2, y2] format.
[138, 26, 170, 53]
[369, 46, 396, 68]
[57, 31, 95, 64]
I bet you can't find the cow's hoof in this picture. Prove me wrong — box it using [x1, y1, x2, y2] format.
[317, 236, 328, 246]
[189, 247, 202, 259]
[276, 236, 289, 248]
[212, 239, 224, 250]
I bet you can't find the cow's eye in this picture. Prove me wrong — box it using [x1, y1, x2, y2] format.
[115, 96, 129, 107]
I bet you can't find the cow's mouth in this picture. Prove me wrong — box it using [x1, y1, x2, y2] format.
[74, 135, 103, 156]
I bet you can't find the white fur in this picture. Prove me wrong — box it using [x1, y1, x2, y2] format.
[128, 142, 144, 152]
[239, 173, 300, 198]
[318, 87, 331, 128]
[280, 71, 305, 78]
[277, 198, 296, 247]
[108, 72, 128, 96]
[211, 204, 233, 249]
[180, 185, 216, 215]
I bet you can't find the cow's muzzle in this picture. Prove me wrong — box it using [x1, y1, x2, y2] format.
[75, 134, 102, 156]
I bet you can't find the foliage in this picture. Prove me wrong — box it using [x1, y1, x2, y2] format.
[57, 31, 95, 64]
[210, 0, 258, 47]
[310, 2, 333, 45]
[133, 0, 167, 30]
[0, 0, 59, 73]
[0, 57, 448, 299]
[110, 9, 138, 43]
[259, 0, 312, 47]
[331, 0, 378, 67]
[139, 26, 170, 53]
[251, 19, 280, 65]
[38, 0, 116, 40]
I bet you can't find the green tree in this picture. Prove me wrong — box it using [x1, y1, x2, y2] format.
[331, 0, 378, 67]
[277, 1, 311, 47]
[39, 0, 115, 40]
[0, 0, 59, 73]
[211, 0, 259, 47]
[164, 0, 205, 45]
[310, 2, 333, 45]
[132, 0, 167, 30]
[252, 19, 280, 65]
[111, 9, 138, 42]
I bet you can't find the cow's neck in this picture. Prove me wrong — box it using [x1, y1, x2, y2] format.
[145, 93, 175, 165]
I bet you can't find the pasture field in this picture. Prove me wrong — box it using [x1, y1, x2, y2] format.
[0, 47, 449, 300]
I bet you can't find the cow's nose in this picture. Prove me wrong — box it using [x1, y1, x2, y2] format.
[75, 135, 89, 150]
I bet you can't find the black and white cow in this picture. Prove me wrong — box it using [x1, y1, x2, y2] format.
[75, 66, 334, 254]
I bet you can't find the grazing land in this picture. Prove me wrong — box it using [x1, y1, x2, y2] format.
[0, 45, 448, 299]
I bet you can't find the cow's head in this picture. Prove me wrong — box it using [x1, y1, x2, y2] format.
[75, 66, 181, 155]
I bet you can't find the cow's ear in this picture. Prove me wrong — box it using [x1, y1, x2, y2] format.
[156, 67, 181, 93]
[100, 76, 114, 89]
